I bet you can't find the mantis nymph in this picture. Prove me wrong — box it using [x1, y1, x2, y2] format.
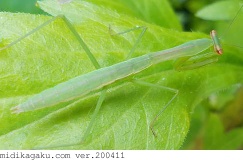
[1, 0, 241, 149]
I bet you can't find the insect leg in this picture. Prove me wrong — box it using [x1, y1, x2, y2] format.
[109, 25, 147, 60]
[174, 52, 219, 71]
[60, 15, 101, 69]
[0, 15, 101, 69]
[34, 89, 107, 149]
[81, 89, 107, 142]
[132, 79, 178, 137]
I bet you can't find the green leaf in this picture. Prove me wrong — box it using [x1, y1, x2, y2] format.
[39, 0, 182, 30]
[0, 0, 243, 149]
[196, 1, 242, 21]
[204, 114, 243, 149]
[204, 114, 225, 149]
[112, 0, 182, 30]
[181, 87, 243, 149]
[0, 0, 45, 14]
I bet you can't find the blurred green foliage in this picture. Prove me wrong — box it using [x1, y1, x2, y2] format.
[0, 0, 45, 14]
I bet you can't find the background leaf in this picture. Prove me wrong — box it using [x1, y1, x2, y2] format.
[0, 0, 44, 14]
[196, 1, 241, 21]
[110, 0, 182, 30]
[40, 0, 182, 30]
[0, 0, 242, 149]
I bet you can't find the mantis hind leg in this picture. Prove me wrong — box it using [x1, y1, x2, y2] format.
[0, 15, 101, 69]
[132, 79, 178, 137]
[81, 89, 107, 142]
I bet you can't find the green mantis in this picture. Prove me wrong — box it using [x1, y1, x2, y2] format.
[4, 16, 219, 145]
